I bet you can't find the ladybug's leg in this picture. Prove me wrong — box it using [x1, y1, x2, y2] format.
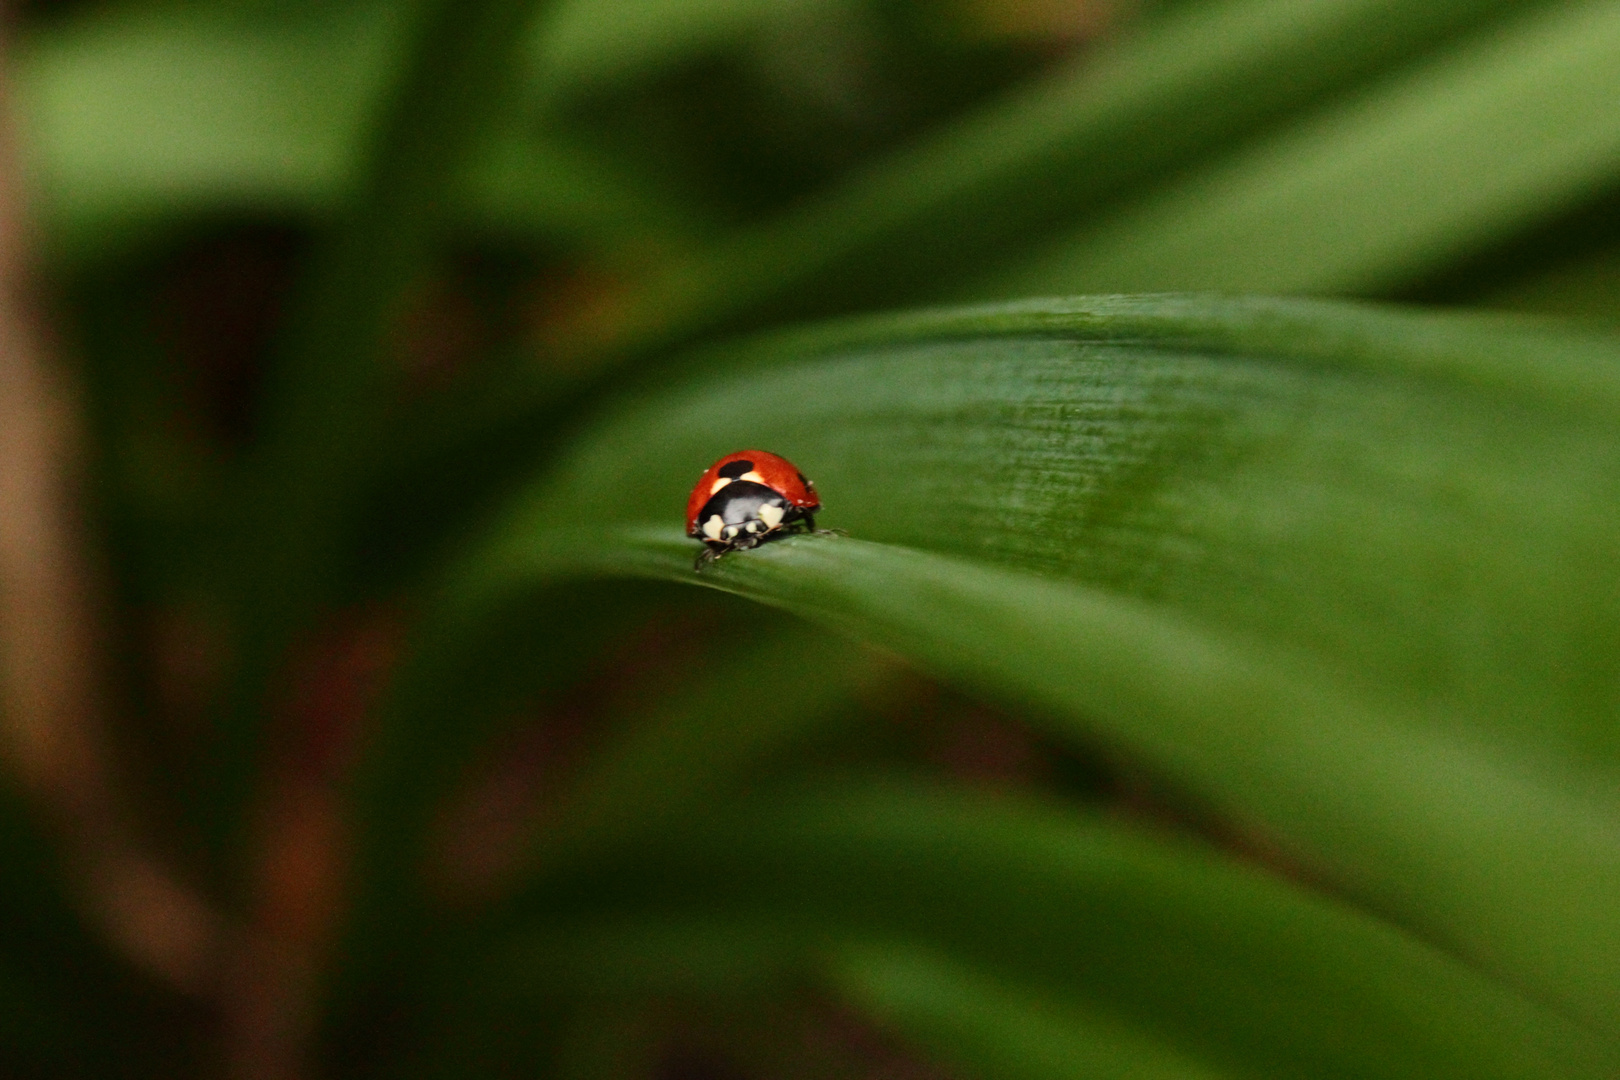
[693, 547, 722, 572]
[796, 512, 845, 539]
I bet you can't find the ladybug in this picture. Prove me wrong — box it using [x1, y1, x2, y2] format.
[686, 450, 821, 569]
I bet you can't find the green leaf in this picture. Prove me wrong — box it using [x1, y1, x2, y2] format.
[337, 596, 890, 981]
[1481, 238, 1620, 327]
[485, 783, 1617, 1079]
[206, 0, 554, 869]
[571, 0, 1548, 353]
[15, 1, 409, 263]
[540, 623, 893, 853]
[525, 0, 838, 104]
[975, 0, 1620, 297]
[834, 945, 1228, 1080]
[346, 581, 688, 896]
[427, 296, 1620, 1030]
[13, 0, 712, 268]
[351, 0, 1572, 560]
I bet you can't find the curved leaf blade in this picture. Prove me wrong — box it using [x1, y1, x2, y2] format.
[432, 296, 1620, 1028]
[486, 784, 1620, 1079]
[466, 524, 1620, 1034]
[832, 944, 1239, 1080]
[337, 597, 890, 981]
[560, 0, 1550, 353]
[977, 0, 1620, 297]
[13, 0, 707, 267]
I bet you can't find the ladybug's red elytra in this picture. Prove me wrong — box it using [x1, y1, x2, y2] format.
[686, 450, 820, 569]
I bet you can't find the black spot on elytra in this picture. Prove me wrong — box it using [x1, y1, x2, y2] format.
[718, 459, 755, 479]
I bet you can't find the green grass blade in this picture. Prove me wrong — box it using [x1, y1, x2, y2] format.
[976, 0, 1620, 298]
[341, 582, 679, 920]
[207, 0, 552, 865]
[429, 296, 1620, 1029]
[539, 625, 891, 854]
[13, 0, 709, 269]
[20, 0, 1546, 315]
[482, 783, 1618, 1078]
[1480, 238, 1620, 327]
[14, 2, 407, 263]
[465, 524, 1620, 1034]
[572, 0, 1548, 353]
[831, 944, 1240, 1080]
[337, 601, 888, 981]
[524, 0, 834, 104]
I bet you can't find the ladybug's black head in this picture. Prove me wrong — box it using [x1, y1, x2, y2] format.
[694, 480, 806, 548]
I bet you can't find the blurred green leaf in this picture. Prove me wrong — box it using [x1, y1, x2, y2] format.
[460, 121, 720, 251]
[482, 783, 1616, 1078]
[14, 0, 713, 268]
[834, 944, 1228, 1080]
[1483, 239, 1620, 326]
[345, 580, 679, 889]
[18, 0, 1550, 296]
[525, 0, 839, 104]
[976, 0, 1620, 297]
[575, 0, 1550, 353]
[15, 1, 407, 263]
[208, 0, 553, 868]
[351, 0, 1571, 561]
[430, 295, 1620, 1029]
[540, 623, 892, 853]
[339, 595, 890, 980]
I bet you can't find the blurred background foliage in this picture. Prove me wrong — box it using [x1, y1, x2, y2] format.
[1, 0, 1620, 1077]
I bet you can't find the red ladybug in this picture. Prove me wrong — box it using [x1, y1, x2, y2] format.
[686, 450, 820, 568]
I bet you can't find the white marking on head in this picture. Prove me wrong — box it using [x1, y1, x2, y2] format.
[723, 525, 739, 540]
[702, 516, 725, 541]
[758, 503, 784, 528]
[709, 477, 733, 495]
[739, 470, 766, 485]
[745, 520, 761, 533]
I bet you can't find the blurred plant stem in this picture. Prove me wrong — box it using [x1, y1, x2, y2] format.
[217, 0, 554, 855]
[212, 1, 553, 1076]
[0, 26, 219, 993]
